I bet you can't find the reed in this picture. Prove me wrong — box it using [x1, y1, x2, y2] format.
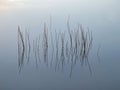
[50, 31, 54, 67]
[33, 39, 38, 67]
[60, 32, 65, 71]
[67, 18, 73, 51]
[97, 45, 101, 62]
[25, 29, 31, 63]
[42, 23, 48, 66]
[65, 40, 69, 60]
[18, 26, 25, 51]
[55, 30, 60, 71]
[73, 27, 80, 62]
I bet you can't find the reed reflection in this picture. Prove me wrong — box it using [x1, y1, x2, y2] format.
[17, 20, 93, 77]
[42, 23, 48, 66]
[18, 26, 31, 71]
[18, 26, 25, 72]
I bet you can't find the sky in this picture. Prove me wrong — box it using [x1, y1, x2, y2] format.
[0, 0, 54, 10]
[0, 0, 119, 22]
[0, 0, 119, 10]
[0, 0, 24, 10]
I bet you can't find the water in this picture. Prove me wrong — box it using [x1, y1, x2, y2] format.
[0, 0, 120, 89]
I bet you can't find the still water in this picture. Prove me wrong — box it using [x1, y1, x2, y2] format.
[0, 0, 120, 89]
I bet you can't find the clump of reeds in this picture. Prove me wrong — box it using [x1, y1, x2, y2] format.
[79, 25, 93, 74]
[66, 19, 93, 76]
[18, 26, 31, 72]
[18, 26, 25, 72]
[79, 25, 93, 63]
[17, 18, 93, 76]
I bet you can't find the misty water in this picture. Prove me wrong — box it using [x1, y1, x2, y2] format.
[0, 0, 120, 89]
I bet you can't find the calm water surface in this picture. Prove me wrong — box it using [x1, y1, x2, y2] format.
[0, 0, 120, 89]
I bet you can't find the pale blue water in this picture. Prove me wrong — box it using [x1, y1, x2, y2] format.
[0, 0, 120, 89]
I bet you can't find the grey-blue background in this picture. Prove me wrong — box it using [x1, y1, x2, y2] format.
[0, 0, 120, 89]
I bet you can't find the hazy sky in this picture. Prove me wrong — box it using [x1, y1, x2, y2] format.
[0, 0, 24, 10]
[0, 0, 119, 10]
[0, 0, 119, 22]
